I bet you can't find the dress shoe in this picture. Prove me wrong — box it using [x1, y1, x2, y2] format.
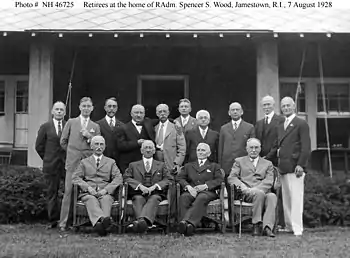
[137, 218, 148, 233]
[46, 221, 58, 230]
[252, 223, 262, 236]
[185, 223, 195, 236]
[178, 221, 187, 235]
[132, 220, 140, 233]
[263, 226, 275, 238]
[58, 226, 68, 232]
[94, 218, 107, 236]
[102, 217, 111, 230]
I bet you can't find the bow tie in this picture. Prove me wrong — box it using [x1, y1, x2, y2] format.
[136, 122, 143, 126]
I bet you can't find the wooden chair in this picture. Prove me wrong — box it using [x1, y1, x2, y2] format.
[177, 169, 226, 233]
[0, 147, 12, 165]
[231, 166, 281, 234]
[72, 184, 123, 233]
[121, 182, 173, 233]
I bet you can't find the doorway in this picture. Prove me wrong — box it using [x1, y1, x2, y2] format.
[137, 75, 189, 119]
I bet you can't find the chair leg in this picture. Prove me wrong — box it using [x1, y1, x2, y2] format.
[239, 202, 242, 238]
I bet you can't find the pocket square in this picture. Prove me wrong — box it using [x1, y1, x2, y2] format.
[207, 169, 212, 173]
[89, 128, 95, 133]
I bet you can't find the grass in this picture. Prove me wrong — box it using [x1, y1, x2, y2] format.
[0, 225, 350, 257]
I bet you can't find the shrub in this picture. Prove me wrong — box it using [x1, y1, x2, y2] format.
[304, 170, 350, 227]
[0, 166, 48, 223]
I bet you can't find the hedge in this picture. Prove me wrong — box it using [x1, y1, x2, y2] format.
[1, 165, 350, 226]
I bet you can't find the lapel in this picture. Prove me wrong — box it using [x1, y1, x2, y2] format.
[88, 155, 97, 169]
[194, 160, 210, 173]
[164, 122, 173, 139]
[227, 121, 236, 137]
[129, 121, 141, 137]
[279, 116, 297, 144]
[98, 156, 107, 169]
[195, 127, 204, 140]
[102, 117, 114, 133]
[150, 160, 160, 175]
[136, 160, 146, 176]
[245, 156, 256, 172]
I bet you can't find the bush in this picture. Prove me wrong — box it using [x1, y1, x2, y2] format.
[0, 166, 48, 223]
[304, 170, 350, 227]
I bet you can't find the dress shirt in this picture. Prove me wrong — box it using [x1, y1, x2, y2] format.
[135, 157, 161, 190]
[156, 119, 169, 149]
[284, 113, 296, 129]
[181, 115, 189, 126]
[53, 118, 63, 135]
[250, 156, 259, 168]
[198, 158, 207, 166]
[265, 111, 275, 125]
[231, 118, 242, 130]
[199, 126, 208, 139]
[131, 119, 142, 134]
[93, 154, 103, 165]
[105, 115, 115, 127]
[80, 115, 90, 129]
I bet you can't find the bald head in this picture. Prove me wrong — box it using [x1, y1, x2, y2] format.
[228, 102, 243, 121]
[281, 97, 296, 117]
[51, 101, 66, 121]
[131, 104, 145, 123]
[261, 95, 275, 116]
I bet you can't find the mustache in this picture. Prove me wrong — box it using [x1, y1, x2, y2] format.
[96, 148, 102, 151]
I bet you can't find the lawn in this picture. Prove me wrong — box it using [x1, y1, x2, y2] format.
[0, 225, 349, 258]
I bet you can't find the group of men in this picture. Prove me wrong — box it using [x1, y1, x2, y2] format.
[35, 95, 310, 237]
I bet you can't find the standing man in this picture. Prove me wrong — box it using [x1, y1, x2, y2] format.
[185, 110, 219, 163]
[154, 104, 186, 173]
[175, 98, 198, 134]
[276, 97, 311, 236]
[59, 97, 101, 231]
[255, 95, 284, 166]
[218, 102, 255, 176]
[35, 101, 66, 229]
[96, 97, 124, 164]
[116, 104, 155, 174]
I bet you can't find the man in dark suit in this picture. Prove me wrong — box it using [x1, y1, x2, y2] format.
[218, 102, 255, 176]
[255, 95, 284, 166]
[35, 101, 66, 229]
[228, 138, 277, 237]
[185, 110, 219, 163]
[96, 97, 124, 164]
[123, 140, 172, 233]
[177, 143, 224, 236]
[276, 97, 311, 236]
[175, 98, 198, 134]
[116, 104, 155, 174]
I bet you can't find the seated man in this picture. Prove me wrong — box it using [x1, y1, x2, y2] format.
[72, 135, 123, 236]
[228, 138, 277, 237]
[123, 140, 173, 233]
[177, 143, 224, 236]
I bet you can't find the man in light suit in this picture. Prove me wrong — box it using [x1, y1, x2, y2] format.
[123, 140, 172, 233]
[35, 101, 66, 229]
[72, 136, 122, 236]
[96, 97, 124, 164]
[175, 98, 198, 134]
[116, 104, 155, 174]
[59, 97, 101, 231]
[255, 95, 284, 166]
[275, 97, 311, 236]
[154, 103, 186, 173]
[177, 143, 224, 236]
[185, 110, 219, 163]
[218, 102, 255, 177]
[228, 138, 277, 237]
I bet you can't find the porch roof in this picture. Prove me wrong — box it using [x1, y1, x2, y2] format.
[0, 8, 349, 33]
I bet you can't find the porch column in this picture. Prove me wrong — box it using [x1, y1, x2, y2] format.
[306, 80, 317, 150]
[27, 42, 54, 167]
[256, 40, 279, 120]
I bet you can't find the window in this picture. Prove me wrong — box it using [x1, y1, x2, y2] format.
[16, 81, 28, 113]
[0, 81, 4, 115]
[317, 83, 350, 114]
[280, 82, 306, 113]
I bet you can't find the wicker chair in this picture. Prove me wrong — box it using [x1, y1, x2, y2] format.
[231, 166, 281, 234]
[72, 184, 123, 233]
[121, 182, 173, 233]
[177, 169, 226, 233]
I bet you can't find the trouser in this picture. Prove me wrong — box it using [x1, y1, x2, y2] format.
[243, 189, 277, 230]
[179, 191, 218, 227]
[280, 172, 305, 235]
[132, 194, 162, 224]
[44, 167, 64, 223]
[81, 194, 114, 226]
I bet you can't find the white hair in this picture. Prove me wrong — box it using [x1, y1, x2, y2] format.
[196, 110, 210, 120]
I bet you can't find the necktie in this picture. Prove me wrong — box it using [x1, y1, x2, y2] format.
[199, 160, 204, 166]
[58, 121, 62, 136]
[265, 116, 268, 125]
[156, 123, 164, 146]
[233, 122, 238, 131]
[96, 157, 100, 168]
[109, 118, 114, 128]
[182, 118, 188, 127]
[145, 160, 151, 172]
[201, 129, 205, 139]
[284, 118, 289, 130]
[83, 118, 88, 129]
[251, 159, 256, 168]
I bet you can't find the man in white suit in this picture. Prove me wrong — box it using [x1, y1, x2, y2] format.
[72, 136, 122, 236]
[228, 138, 277, 237]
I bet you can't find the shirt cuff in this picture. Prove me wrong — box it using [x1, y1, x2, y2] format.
[135, 184, 141, 190]
[204, 184, 208, 190]
[155, 184, 161, 190]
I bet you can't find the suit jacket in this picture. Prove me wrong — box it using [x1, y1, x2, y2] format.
[175, 115, 198, 134]
[72, 155, 123, 198]
[227, 156, 274, 194]
[255, 113, 284, 165]
[60, 116, 101, 171]
[155, 121, 186, 169]
[35, 120, 66, 174]
[96, 117, 124, 163]
[177, 160, 224, 193]
[115, 118, 155, 173]
[123, 159, 173, 197]
[276, 116, 311, 174]
[218, 120, 255, 175]
[185, 127, 219, 163]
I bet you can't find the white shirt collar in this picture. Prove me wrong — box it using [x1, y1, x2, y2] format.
[181, 115, 189, 125]
[199, 126, 208, 134]
[80, 115, 90, 125]
[131, 119, 141, 127]
[143, 157, 153, 164]
[232, 118, 242, 127]
[198, 158, 207, 165]
[285, 113, 296, 123]
[93, 154, 103, 162]
[159, 119, 169, 127]
[266, 111, 275, 119]
[52, 118, 62, 134]
[250, 156, 259, 167]
[105, 115, 115, 123]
